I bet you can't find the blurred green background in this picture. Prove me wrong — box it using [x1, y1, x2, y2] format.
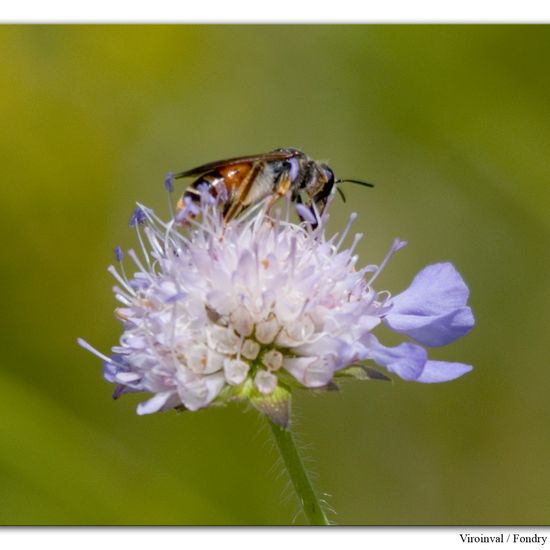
[1, 25, 549, 525]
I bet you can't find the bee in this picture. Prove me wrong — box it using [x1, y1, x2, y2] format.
[173, 147, 372, 226]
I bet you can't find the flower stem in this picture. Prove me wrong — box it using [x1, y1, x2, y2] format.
[268, 418, 330, 525]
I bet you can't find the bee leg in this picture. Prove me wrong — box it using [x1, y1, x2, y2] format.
[264, 193, 282, 212]
[275, 174, 292, 197]
[222, 201, 245, 223]
[263, 175, 293, 213]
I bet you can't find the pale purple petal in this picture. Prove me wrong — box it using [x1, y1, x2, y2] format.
[178, 373, 225, 411]
[383, 262, 475, 346]
[386, 307, 474, 347]
[366, 335, 427, 381]
[295, 203, 317, 225]
[303, 360, 337, 387]
[284, 356, 334, 387]
[114, 371, 141, 383]
[224, 358, 249, 385]
[294, 335, 346, 363]
[415, 360, 473, 383]
[137, 391, 177, 415]
[234, 249, 258, 291]
[254, 370, 278, 394]
[283, 356, 315, 385]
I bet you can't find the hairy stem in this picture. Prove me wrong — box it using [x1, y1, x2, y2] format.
[268, 418, 330, 525]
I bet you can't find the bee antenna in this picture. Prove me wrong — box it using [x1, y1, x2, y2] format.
[336, 186, 347, 203]
[335, 178, 375, 188]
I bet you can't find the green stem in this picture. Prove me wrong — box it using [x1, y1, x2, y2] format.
[268, 418, 330, 525]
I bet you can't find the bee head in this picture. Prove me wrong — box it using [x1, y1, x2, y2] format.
[312, 163, 336, 208]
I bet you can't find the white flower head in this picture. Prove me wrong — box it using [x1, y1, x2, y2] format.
[79, 184, 474, 427]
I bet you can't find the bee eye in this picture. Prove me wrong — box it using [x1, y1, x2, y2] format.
[321, 164, 335, 184]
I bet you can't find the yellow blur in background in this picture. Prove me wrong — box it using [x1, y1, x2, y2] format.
[1, 25, 549, 525]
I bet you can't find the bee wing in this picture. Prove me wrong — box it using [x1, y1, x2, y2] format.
[173, 149, 301, 179]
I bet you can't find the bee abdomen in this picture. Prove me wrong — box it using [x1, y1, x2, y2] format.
[176, 175, 220, 217]
[183, 174, 225, 201]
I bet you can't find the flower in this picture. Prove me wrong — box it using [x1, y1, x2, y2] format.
[79, 188, 474, 427]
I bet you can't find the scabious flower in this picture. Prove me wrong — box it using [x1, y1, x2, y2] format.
[79, 187, 474, 427]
